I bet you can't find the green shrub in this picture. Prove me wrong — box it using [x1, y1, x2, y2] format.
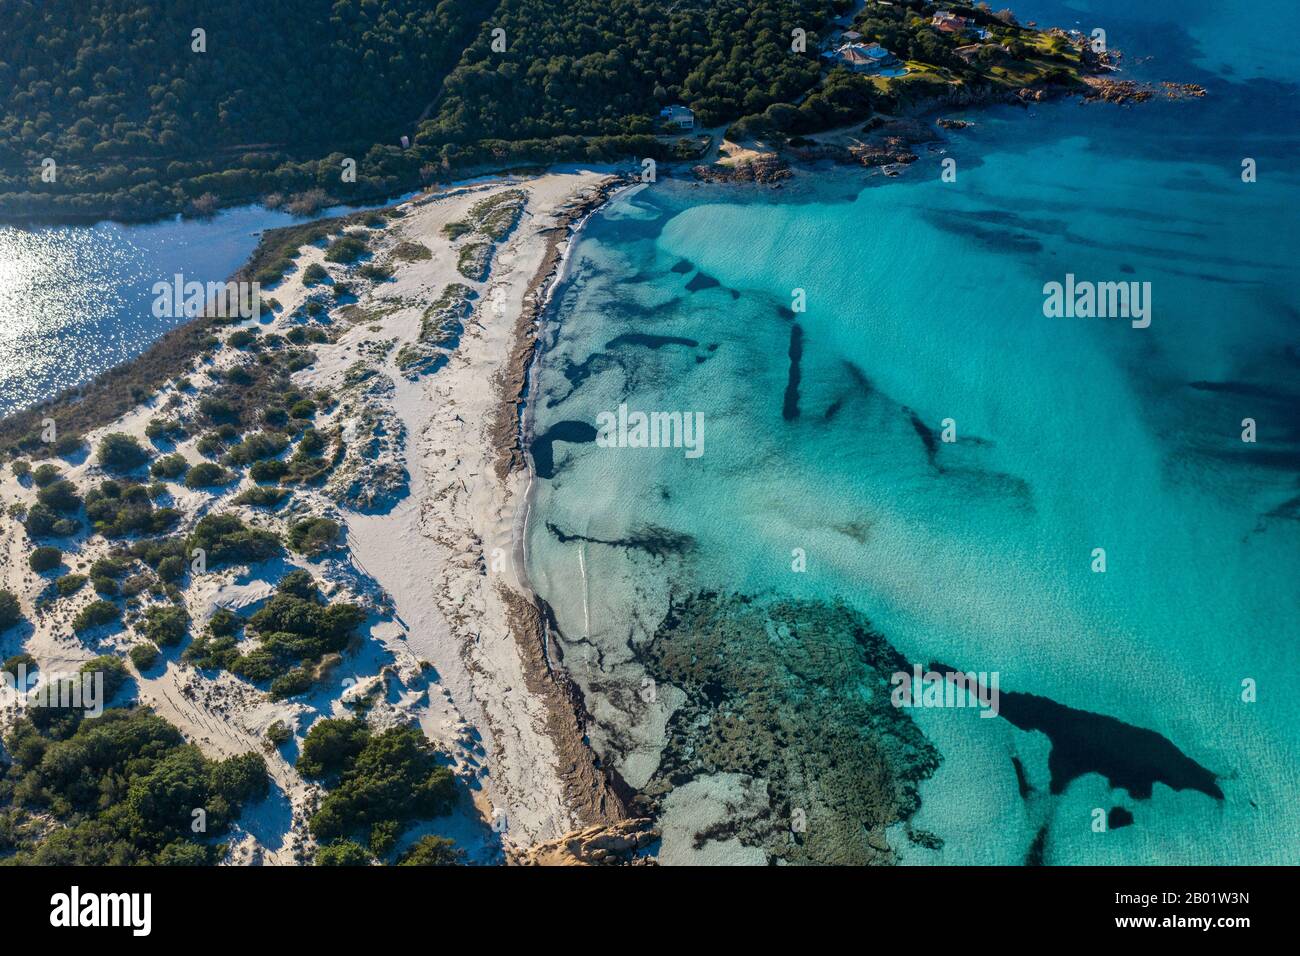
[198, 397, 239, 425]
[296, 428, 325, 455]
[86, 481, 180, 538]
[151, 453, 190, 479]
[139, 605, 190, 648]
[129, 643, 160, 671]
[288, 517, 342, 556]
[306, 724, 457, 848]
[128, 536, 187, 572]
[144, 417, 187, 442]
[11, 459, 31, 479]
[196, 423, 241, 456]
[156, 555, 186, 583]
[29, 546, 63, 573]
[81, 655, 129, 700]
[269, 667, 314, 700]
[302, 262, 329, 285]
[22, 503, 79, 539]
[232, 486, 291, 508]
[96, 433, 151, 473]
[0, 590, 21, 633]
[2, 652, 35, 678]
[184, 462, 233, 489]
[315, 840, 371, 866]
[89, 556, 130, 579]
[357, 262, 394, 282]
[31, 463, 61, 487]
[187, 514, 281, 567]
[399, 835, 465, 866]
[56, 574, 88, 597]
[266, 720, 293, 746]
[73, 600, 120, 633]
[52, 434, 86, 458]
[0, 707, 265, 864]
[289, 399, 316, 420]
[227, 329, 258, 349]
[390, 240, 432, 262]
[211, 751, 270, 806]
[298, 717, 371, 780]
[223, 431, 289, 467]
[324, 234, 368, 264]
[36, 479, 82, 514]
[92, 576, 119, 596]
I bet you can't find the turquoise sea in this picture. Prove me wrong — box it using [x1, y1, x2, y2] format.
[527, 0, 1299, 863]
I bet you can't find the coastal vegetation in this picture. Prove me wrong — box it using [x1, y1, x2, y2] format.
[0, 592, 20, 633]
[72, 600, 120, 634]
[86, 480, 180, 537]
[287, 517, 343, 557]
[299, 719, 457, 861]
[96, 433, 151, 473]
[186, 514, 281, 567]
[0, 707, 267, 865]
[184, 570, 364, 700]
[28, 547, 63, 573]
[396, 284, 473, 376]
[0, 171, 509, 870]
[726, 1, 1087, 141]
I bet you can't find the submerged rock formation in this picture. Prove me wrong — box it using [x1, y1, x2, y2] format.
[632, 593, 941, 865]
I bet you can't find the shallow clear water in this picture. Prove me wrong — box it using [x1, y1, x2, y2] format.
[0, 198, 403, 417]
[527, 2, 1299, 863]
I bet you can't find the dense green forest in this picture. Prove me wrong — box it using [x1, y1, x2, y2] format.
[0, 0, 484, 218]
[423, 0, 842, 141]
[0, 0, 853, 220]
[0, 0, 1077, 220]
[1, 701, 269, 865]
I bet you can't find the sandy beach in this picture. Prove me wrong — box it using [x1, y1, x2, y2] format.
[0, 169, 637, 863]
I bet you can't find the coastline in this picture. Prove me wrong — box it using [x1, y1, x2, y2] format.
[0, 168, 646, 863]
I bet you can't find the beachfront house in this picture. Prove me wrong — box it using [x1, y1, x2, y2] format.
[826, 41, 899, 74]
[932, 11, 969, 34]
[660, 105, 695, 130]
[932, 11, 991, 39]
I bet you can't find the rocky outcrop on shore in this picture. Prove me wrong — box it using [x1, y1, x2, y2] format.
[691, 153, 792, 185]
[1083, 77, 1207, 105]
[507, 819, 659, 865]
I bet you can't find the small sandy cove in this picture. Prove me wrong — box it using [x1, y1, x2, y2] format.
[0, 170, 628, 863]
